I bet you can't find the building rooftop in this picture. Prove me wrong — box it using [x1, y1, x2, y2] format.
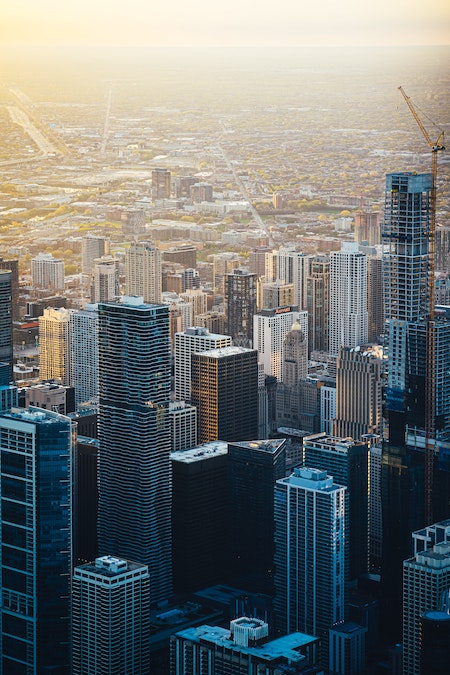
[229, 439, 286, 454]
[171, 441, 228, 464]
[195, 346, 255, 358]
[2, 406, 69, 425]
[75, 556, 147, 578]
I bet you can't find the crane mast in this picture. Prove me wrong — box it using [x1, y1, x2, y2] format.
[398, 86, 445, 524]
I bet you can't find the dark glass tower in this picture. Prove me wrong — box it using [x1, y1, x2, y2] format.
[97, 297, 172, 603]
[0, 408, 72, 673]
[0, 270, 13, 383]
[225, 268, 257, 344]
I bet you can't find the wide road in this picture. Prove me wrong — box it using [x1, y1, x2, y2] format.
[6, 105, 59, 156]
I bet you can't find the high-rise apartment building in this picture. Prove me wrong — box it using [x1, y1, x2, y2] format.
[367, 255, 384, 343]
[248, 246, 275, 279]
[0, 407, 72, 673]
[31, 252, 65, 290]
[225, 268, 257, 344]
[303, 433, 369, 582]
[191, 346, 258, 444]
[125, 240, 162, 303]
[81, 234, 110, 275]
[97, 297, 172, 603]
[73, 303, 99, 406]
[253, 307, 307, 381]
[228, 439, 286, 594]
[354, 209, 380, 246]
[306, 255, 329, 354]
[274, 467, 346, 666]
[152, 167, 171, 200]
[403, 520, 450, 675]
[171, 441, 228, 594]
[174, 326, 232, 401]
[435, 226, 450, 274]
[0, 257, 20, 322]
[333, 345, 383, 440]
[261, 280, 295, 310]
[0, 270, 13, 382]
[91, 255, 118, 303]
[179, 288, 208, 322]
[276, 247, 309, 309]
[168, 400, 197, 451]
[329, 242, 368, 356]
[38, 306, 74, 385]
[72, 556, 150, 675]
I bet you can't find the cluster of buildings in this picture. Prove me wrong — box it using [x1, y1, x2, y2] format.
[0, 170, 449, 674]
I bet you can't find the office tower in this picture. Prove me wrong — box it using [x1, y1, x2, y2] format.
[333, 345, 383, 440]
[181, 267, 200, 291]
[0, 407, 72, 673]
[180, 288, 208, 321]
[0, 256, 19, 322]
[191, 346, 258, 444]
[367, 255, 384, 343]
[74, 435, 99, 565]
[97, 297, 172, 603]
[195, 311, 227, 335]
[72, 556, 150, 675]
[329, 242, 368, 356]
[306, 255, 330, 354]
[228, 439, 286, 594]
[274, 467, 346, 666]
[354, 209, 380, 245]
[38, 306, 74, 385]
[329, 622, 367, 675]
[174, 326, 232, 401]
[276, 247, 309, 309]
[0, 270, 13, 382]
[125, 240, 162, 303]
[303, 433, 369, 582]
[82, 234, 110, 275]
[253, 307, 306, 381]
[171, 441, 228, 594]
[0, 362, 17, 412]
[261, 280, 294, 310]
[435, 226, 450, 273]
[225, 268, 257, 344]
[73, 303, 99, 406]
[152, 167, 171, 199]
[163, 244, 197, 269]
[403, 521, 450, 675]
[31, 252, 65, 290]
[170, 618, 321, 675]
[25, 381, 76, 414]
[320, 384, 336, 435]
[369, 443, 383, 569]
[276, 321, 309, 429]
[420, 608, 450, 675]
[169, 400, 197, 451]
[91, 254, 118, 303]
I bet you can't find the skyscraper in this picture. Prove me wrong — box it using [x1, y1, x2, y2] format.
[174, 326, 232, 402]
[0, 270, 13, 382]
[73, 303, 99, 406]
[97, 297, 172, 603]
[125, 240, 162, 303]
[402, 520, 450, 675]
[191, 345, 258, 444]
[72, 556, 150, 675]
[38, 306, 74, 385]
[225, 268, 257, 344]
[31, 252, 65, 291]
[276, 247, 309, 309]
[81, 234, 110, 275]
[0, 407, 72, 673]
[0, 257, 19, 322]
[152, 167, 171, 200]
[253, 307, 307, 381]
[228, 439, 286, 594]
[274, 467, 346, 666]
[306, 255, 330, 354]
[329, 242, 368, 356]
[91, 255, 118, 303]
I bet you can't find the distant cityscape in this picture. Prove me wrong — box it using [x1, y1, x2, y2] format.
[0, 46, 449, 675]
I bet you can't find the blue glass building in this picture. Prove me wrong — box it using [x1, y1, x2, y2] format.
[97, 296, 172, 603]
[0, 407, 72, 673]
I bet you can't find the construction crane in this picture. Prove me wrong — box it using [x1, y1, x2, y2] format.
[398, 86, 445, 524]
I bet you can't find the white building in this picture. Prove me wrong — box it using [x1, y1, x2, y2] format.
[125, 240, 161, 303]
[253, 307, 307, 381]
[403, 521, 450, 675]
[91, 255, 118, 304]
[82, 234, 110, 275]
[174, 326, 232, 401]
[72, 556, 150, 675]
[329, 242, 368, 356]
[320, 385, 336, 435]
[275, 247, 309, 310]
[274, 466, 346, 668]
[73, 304, 98, 406]
[31, 253, 65, 291]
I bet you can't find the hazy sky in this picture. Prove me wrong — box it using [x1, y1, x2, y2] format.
[2, 0, 449, 47]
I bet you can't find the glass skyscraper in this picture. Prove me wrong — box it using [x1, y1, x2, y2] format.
[97, 296, 172, 603]
[0, 407, 72, 673]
